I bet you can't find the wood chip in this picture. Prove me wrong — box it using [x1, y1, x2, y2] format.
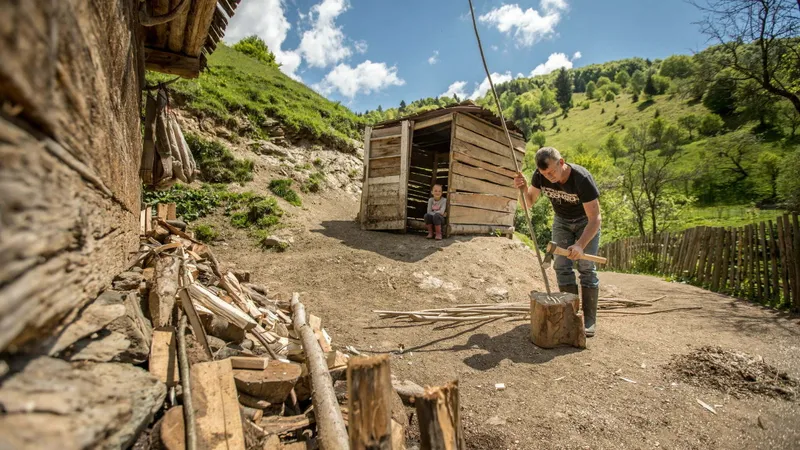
[619, 377, 637, 384]
[495, 383, 506, 391]
[696, 398, 717, 415]
[230, 356, 269, 370]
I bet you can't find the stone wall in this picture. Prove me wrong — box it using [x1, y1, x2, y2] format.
[0, 0, 144, 351]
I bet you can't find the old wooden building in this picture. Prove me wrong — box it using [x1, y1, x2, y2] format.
[0, 0, 238, 352]
[360, 103, 526, 237]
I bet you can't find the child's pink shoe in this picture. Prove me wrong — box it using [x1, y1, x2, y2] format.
[426, 224, 434, 239]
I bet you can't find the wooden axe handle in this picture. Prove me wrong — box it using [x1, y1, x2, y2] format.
[549, 244, 607, 264]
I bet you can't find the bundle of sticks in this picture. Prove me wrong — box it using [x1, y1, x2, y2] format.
[375, 295, 701, 323]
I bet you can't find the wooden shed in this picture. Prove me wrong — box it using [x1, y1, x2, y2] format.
[359, 103, 526, 237]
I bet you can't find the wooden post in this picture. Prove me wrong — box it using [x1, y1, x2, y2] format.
[768, 221, 780, 302]
[711, 228, 726, 292]
[347, 355, 394, 449]
[416, 381, 465, 450]
[759, 222, 770, 301]
[736, 226, 745, 296]
[786, 214, 799, 309]
[530, 292, 586, 349]
[776, 218, 790, 304]
[793, 214, 800, 310]
[398, 120, 413, 233]
[359, 127, 373, 229]
[728, 228, 738, 294]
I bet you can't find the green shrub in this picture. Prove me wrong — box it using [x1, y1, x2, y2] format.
[699, 113, 724, 136]
[185, 133, 254, 184]
[232, 36, 278, 68]
[302, 171, 325, 193]
[143, 183, 223, 221]
[194, 224, 219, 243]
[230, 196, 283, 230]
[604, 91, 616, 102]
[269, 178, 302, 206]
[530, 131, 547, 148]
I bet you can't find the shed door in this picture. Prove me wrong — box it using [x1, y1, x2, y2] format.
[360, 120, 412, 230]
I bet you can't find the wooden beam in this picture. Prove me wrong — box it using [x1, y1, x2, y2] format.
[183, 0, 217, 57]
[414, 113, 453, 131]
[360, 126, 373, 228]
[149, 327, 179, 387]
[145, 47, 200, 78]
[219, 0, 235, 16]
[399, 120, 413, 233]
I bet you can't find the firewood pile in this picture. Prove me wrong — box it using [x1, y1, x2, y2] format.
[0, 204, 463, 450]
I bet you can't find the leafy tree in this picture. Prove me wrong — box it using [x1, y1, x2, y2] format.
[678, 114, 700, 139]
[644, 73, 659, 98]
[651, 75, 671, 94]
[602, 132, 625, 163]
[630, 70, 647, 97]
[699, 113, 724, 136]
[539, 87, 558, 113]
[614, 70, 630, 88]
[758, 151, 781, 200]
[596, 76, 612, 88]
[605, 91, 616, 102]
[232, 36, 278, 67]
[692, 0, 800, 114]
[606, 83, 622, 95]
[531, 131, 547, 148]
[736, 80, 779, 128]
[778, 100, 800, 136]
[702, 74, 737, 116]
[777, 151, 800, 211]
[555, 68, 573, 113]
[586, 81, 597, 99]
[399, 100, 407, 112]
[659, 55, 695, 79]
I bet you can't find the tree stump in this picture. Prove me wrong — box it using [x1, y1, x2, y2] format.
[415, 380, 464, 450]
[530, 292, 586, 349]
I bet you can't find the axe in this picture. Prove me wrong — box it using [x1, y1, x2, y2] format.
[541, 241, 608, 269]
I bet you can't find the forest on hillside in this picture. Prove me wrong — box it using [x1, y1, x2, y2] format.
[362, 0, 800, 245]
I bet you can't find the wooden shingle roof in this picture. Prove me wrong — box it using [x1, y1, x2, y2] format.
[143, 0, 241, 78]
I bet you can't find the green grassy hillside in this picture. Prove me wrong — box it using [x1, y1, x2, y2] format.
[146, 44, 365, 151]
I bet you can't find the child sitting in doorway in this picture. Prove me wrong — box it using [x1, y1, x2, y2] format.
[425, 184, 447, 240]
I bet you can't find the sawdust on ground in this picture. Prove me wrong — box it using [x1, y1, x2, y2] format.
[207, 190, 800, 450]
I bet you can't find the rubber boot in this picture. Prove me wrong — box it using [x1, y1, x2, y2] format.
[434, 224, 443, 240]
[558, 284, 579, 295]
[581, 286, 599, 337]
[425, 224, 434, 239]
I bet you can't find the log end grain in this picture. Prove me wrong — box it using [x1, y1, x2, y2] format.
[233, 361, 302, 404]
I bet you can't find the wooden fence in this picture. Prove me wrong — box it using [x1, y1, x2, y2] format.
[599, 213, 800, 310]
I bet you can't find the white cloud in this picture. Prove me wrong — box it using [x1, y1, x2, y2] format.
[298, 0, 352, 68]
[573, 51, 582, 60]
[470, 72, 514, 100]
[441, 81, 468, 99]
[226, 0, 302, 79]
[354, 40, 368, 54]
[491, 45, 500, 51]
[314, 61, 405, 98]
[479, 1, 568, 47]
[428, 50, 439, 65]
[530, 52, 574, 76]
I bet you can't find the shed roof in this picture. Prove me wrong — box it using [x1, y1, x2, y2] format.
[143, 0, 241, 78]
[373, 101, 524, 137]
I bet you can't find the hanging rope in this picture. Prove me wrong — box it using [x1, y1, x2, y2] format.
[466, 0, 552, 295]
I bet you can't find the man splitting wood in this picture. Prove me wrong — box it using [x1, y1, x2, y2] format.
[514, 147, 602, 337]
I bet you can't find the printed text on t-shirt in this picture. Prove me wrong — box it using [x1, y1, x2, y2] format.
[541, 187, 580, 204]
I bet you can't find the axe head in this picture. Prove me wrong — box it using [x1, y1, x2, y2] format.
[541, 241, 558, 269]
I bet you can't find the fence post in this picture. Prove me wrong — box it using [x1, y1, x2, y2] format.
[777, 217, 790, 305]
[759, 221, 770, 301]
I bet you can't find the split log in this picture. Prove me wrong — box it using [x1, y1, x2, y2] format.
[392, 378, 425, 406]
[233, 361, 302, 403]
[415, 381, 464, 450]
[347, 355, 394, 450]
[291, 293, 349, 450]
[240, 405, 263, 422]
[259, 414, 314, 435]
[530, 292, 586, 349]
[199, 313, 246, 343]
[149, 327, 178, 387]
[187, 283, 257, 331]
[327, 351, 349, 369]
[191, 359, 246, 450]
[149, 254, 180, 327]
[392, 420, 407, 450]
[176, 316, 197, 450]
[221, 272, 263, 319]
[159, 406, 185, 450]
[237, 392, 272, 409]
[230, 356, 269, 370]
[178, 288, 213, 360]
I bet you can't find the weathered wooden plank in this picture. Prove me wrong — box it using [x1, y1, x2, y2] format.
[368, 183, 400, 197]
[414, 113, 453, 131]
[451, 161, 513, 187]
[369, 175, 401, 185]
[759, 222, 770, 300]
[151, 0, 171, 48]
[371, 126, 402, 139]
[367, 205, 403, 221]
[776, 218, 790, 303]
[183, 0, 217, 56]
[452, 139, 521, 171]
[364, 220, 406, 231]
[454, 126, 525, 161]
[359, 127, 372, 228]
[368, 193, 399, 206]
[149, 327, 178, 387]
[767, 222, 780, 301]
[370, 145, 401, 159]
[450, 174, 518, 200]
[370, 156, 401, 169]
[793, 214, 800, 309]
[448, 193, 516, 214]
[191, 359, 246, 450]
[448, 224, 513, 237]
[452, 150, 517, 178]
[145, 47, 201, 78]
[399, 121, 413, 232]
[369, 166, 401, 178]
[449, 205, 514, 226]
[456, 113, 525, 153]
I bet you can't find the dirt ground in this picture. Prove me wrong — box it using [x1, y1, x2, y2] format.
[210, 190, 800, 450]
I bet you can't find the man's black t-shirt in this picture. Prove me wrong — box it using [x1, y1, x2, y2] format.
[531, 163, 600, 220]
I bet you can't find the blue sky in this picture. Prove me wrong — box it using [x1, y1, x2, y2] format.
[226, 0, 710, 113]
